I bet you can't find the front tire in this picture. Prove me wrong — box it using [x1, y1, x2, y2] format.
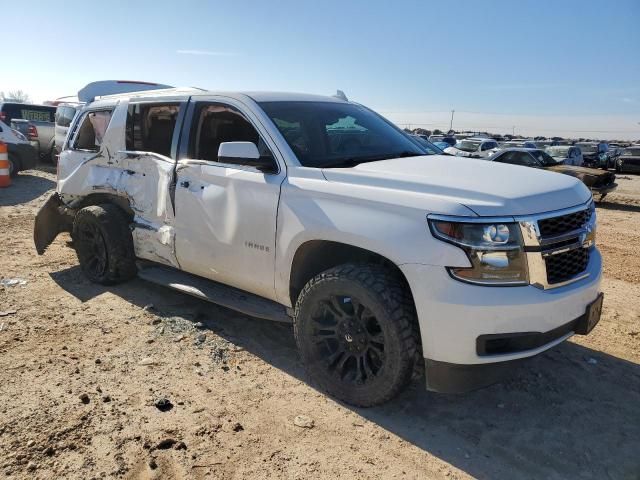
[294, 263, 418, 407]
[72, 204, 137, 285]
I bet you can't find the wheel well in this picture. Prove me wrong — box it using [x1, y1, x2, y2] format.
[289, 241, 414, 308]
[71, 194, 135, 220]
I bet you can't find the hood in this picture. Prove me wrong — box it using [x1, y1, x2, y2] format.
[546, 164, 613, 187]
[321, 155, 591, 217]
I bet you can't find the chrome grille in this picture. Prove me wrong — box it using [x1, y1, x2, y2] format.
[545, 248, 591, 284]
[537, 209, 591, 238]
[517, 201, 595, 289]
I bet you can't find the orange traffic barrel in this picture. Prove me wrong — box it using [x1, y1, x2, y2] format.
[0, 142, 10, 187]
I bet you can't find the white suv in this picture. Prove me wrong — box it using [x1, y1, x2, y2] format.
[34, 87, 603, 406]
[445, 137, 499, 158]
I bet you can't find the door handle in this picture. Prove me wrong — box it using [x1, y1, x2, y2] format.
[180, 180, 190, 188]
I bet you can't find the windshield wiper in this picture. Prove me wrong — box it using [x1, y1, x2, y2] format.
[320, 151, 422, 169]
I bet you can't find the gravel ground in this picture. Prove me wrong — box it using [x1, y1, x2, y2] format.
[0, 166, 639, 480]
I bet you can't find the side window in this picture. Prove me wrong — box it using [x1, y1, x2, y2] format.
[126, 103, 180, 157]
[190, 103, 273, 164]
[481, 142, 496, 151]
[494, 152, 516, 163]
[72, 110, 113, 151]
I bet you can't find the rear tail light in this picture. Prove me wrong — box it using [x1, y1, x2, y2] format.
[27, 125, 38, 139]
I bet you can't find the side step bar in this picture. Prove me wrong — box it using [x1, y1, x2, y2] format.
[137, 264, 291, 323]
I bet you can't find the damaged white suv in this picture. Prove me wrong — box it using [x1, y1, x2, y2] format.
[35, 87, 603, 406]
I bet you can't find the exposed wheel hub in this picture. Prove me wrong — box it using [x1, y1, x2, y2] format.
[337, 318, 369, 353]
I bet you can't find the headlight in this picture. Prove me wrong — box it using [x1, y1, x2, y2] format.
[428, 219, 528, 286]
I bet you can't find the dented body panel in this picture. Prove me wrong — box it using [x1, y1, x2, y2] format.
[52, 98, 181, 268]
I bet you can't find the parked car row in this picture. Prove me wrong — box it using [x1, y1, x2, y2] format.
[486, 148, 618, 201]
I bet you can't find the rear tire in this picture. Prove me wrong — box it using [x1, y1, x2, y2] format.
[72, 204, 137, 285]
[294, 263, 418, 407]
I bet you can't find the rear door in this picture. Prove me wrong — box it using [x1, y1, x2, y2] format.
[173, 97, 286, 300]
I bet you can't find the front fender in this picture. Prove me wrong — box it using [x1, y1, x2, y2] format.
[274, 185, 470, 306]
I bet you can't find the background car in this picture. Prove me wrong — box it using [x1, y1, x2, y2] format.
[428, 134, 456, 147]
[1, 102, 56, 161]
[545, 145, 584, 166]
[445, 138, 499, 158]
[616, 147, 640, 173]
[409, 134, 447, 154]
[500, 140, 538, 149]
[431, 141, 453, 151]
[487, 148, 617, 200]
[575, 142, 609, 169]
[0, 120, 38, 176]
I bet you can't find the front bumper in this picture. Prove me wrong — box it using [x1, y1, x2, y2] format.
[591, 183, 617, 196]
[400, 249, 602, 387]
[34, 193, 73, 254]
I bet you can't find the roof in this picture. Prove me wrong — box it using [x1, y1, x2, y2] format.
[95, 87, 203, 102]
[243, 92, 347, 103]
[95, 88, 347, 104]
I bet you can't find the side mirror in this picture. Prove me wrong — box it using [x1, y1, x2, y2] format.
[217, 142, 274, 172]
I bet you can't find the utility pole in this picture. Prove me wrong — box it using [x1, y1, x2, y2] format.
[449, 110, 455, 132]
[512, 125, 515, 136]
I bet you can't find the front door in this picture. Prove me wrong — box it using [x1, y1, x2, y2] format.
[173, 98, 285, 301]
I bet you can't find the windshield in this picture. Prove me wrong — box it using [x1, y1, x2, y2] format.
[1, 103, 55, 123]
[411, 135, 445, 154]
[623, 148, 640, 156]
[456, 140, 482, 152]
[258, 101, 426, 168]
[577, 144, 597, 154]
[529, 150, 558, 166]
[546, 147, 570, 157]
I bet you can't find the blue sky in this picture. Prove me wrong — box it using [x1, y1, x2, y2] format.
[4, 0, 640, 138]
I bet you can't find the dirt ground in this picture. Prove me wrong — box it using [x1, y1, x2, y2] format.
[1, 166, 639, 480]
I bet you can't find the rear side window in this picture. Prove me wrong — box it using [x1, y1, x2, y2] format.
[72, 110, 113, 151]
[1, 103, 55, 123]
[494, 151, 539, 167]
[126, 103, 180, 157]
